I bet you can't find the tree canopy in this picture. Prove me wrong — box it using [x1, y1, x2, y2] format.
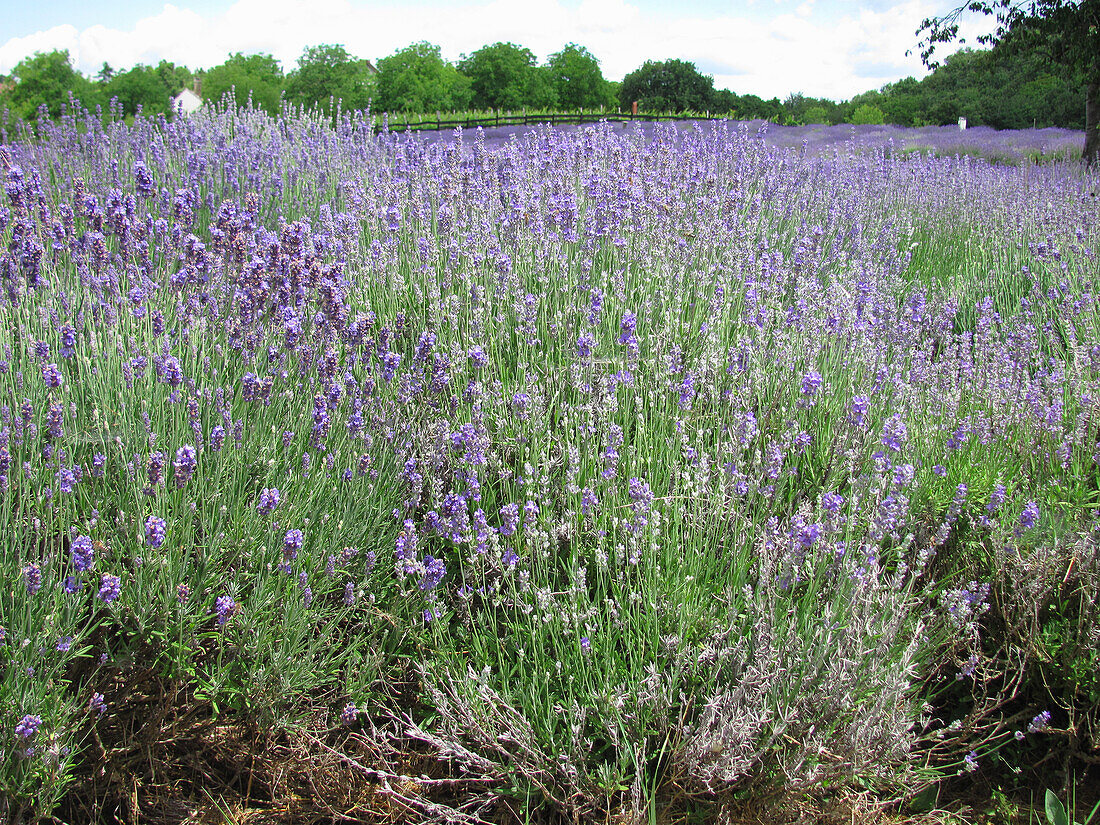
[375, 42, 472, 113]
[915, 0, 1099, 163]
[546, 44, 614, 109]
[286, 44, 375, 115]
[458, 42, 556, 110]
[202, 52, 285, 115]
[5, 50, 101, 120]
[618, 59, 716, 113]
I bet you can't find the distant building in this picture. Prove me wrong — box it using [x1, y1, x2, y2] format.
[173, 86, 202, 114]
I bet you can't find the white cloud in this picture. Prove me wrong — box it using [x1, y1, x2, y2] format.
[0, 0, 972, 100]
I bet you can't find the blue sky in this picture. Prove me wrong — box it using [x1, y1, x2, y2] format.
[0, 0, 971, 101]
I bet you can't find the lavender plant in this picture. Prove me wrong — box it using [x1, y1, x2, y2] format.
[0, 100, 1097, 820]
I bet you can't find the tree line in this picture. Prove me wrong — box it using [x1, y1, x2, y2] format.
[0, 38, 1088, 131]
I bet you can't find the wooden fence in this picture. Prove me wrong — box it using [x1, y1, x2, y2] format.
[373, 110, 722, 135]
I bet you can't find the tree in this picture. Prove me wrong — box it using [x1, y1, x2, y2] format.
[203, 52, 285, 115]
[803, 105, 830, 124]
[286, 44, 375, 115]
[915, 0, 1100, 164]
[6, 50, 101, 120]
[375, 42, 472, 113]
[104, 65, 171, 116]
[458, 42, 556, 110]
[96, 63, 115, 83]
[155, 60, 193, 97]
[546, 44, 614, 109]
[851, 103, 886, 125]
[618, 59, 715, 113]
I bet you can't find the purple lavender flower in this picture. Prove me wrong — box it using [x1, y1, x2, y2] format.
[1019, 501, 1039, 532]
[56, 636, 72, 652]
[344, 581, 356, 606]
[133, 162, 155, 197]
[382, 351, 401, 382]
[880, 413, 908, 453]
[42, 363, 63, 388]
[257, 487, 281, 515]
[499, 503, 520, 537]
[800, 370, 822, 397]
[580, 487, 598, 515]
[848, 395, 870, 428]
[15, 715, 42, 739]
[71, 534, 95, 572]
[209, 425, 225, 452]
[147, 451, 165, 486]
[60, 325, 77, 358]
[283, 529, 304, 561]
[46, 402, 64, 439]
[986, 484, 1006, 513]
[59, 467, 77, 493]
[821, 492, 844, 515]
[215, 595, 235, 627]
[419, 555, 446, 590]
[340, 703, 359, 724]
[97, 574, 121, 603]
[24, 563, 42, 595]
[467, 346, 488, 369]
[798, 522, 824, 548]
[160, 356, 183, 387]
[1028, 710, 1052, 733]
[577, 332, 595, 359]
[89, 692, 106, 717]
[145, 516, 167, 549]
[172, 445, 196, 487]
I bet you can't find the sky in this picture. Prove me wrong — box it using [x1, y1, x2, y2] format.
[0, 0, 976, 102]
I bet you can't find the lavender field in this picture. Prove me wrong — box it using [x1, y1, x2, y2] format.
[1, 108, 1098, 823]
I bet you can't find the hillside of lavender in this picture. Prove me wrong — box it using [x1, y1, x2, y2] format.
[2, 107, 1099, 822]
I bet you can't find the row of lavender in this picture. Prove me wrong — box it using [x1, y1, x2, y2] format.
[1, 105, 1098, 818]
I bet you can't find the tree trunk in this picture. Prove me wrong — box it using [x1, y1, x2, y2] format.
[1085, 76, 1099, 167]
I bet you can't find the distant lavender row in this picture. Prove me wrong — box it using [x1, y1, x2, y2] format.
[406, 118, 1086, 165]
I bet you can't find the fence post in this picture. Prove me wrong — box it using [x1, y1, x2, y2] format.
[631, 100, 638, 117]
[436, 111, 440, 130]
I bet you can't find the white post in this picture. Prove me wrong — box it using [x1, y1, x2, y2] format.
[958, 116, 967, 131]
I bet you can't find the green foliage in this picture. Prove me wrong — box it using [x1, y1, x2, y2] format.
[851, 103, 886, 125]
[154, 60, 193, 97]
[4, 50, 101, 121]
[286, 44, 375, 115]
[458, 42, 556, 110]
[802, 105, 830, 125]
[375, 42, 472, 113]
[202, 52, 285, 115]
[104, 65, 171, 116]
[618, 59, 715, 113]
[546, 44, 614, 110]
[1046, 788, 1071, 825]
[733, 92, 784, 121]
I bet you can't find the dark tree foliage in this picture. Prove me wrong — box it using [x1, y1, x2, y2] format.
[546, 44, 615, 109]
[203, 52, 285, 116]
[618, 59, 715, 113]
[286, 44, 375, 115]
[458, 42, 556, 110]
[2, 50, 102, 120]
[155, 60, 193, 97]
[104, 65, 172, 116]
[915, 0, 1099, 163]
[375, 42, 472, 113]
